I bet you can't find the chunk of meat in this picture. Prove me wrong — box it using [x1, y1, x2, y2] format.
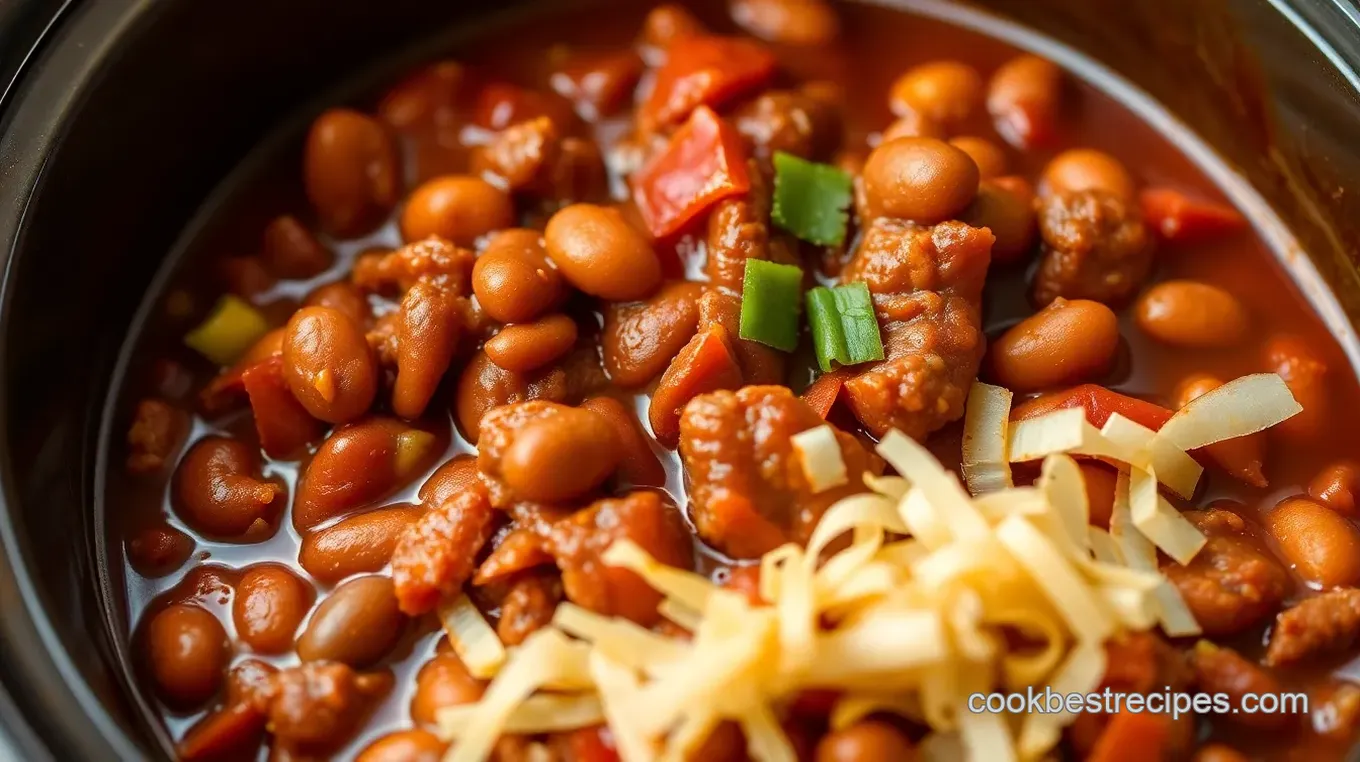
[252, 662, 392, 752]
[476, 400, 621, 507]
[391, 487, 498, 616]
[352, 236, 477, 295]
[839, 219, 992, 439]
[471, 117, 561, 192]
[1068, 631, 1192, 757]
[679, 386, 883, 558]
[546, 491, 691, 625]
[1033, 189, 1152, 306]
[127, 398, 188, 474]
[733, 88, 841, 168]
[1265, 588, 1360, 667]
[496, 571, 563, 645]
[1161, 508, 1288, 637]
[1311, 681, 1360, 741]
[1192, 641, 1290, 728]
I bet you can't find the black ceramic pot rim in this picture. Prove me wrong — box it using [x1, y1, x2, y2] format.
[1, 1, 1359, 761]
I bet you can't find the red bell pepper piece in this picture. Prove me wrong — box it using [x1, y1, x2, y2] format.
[241, 356, 322, 459]
[473, 82, 574, 131]
[633, 105, 751, 239]
[1140, 188, 1246, 243]
[648, 324, 744, 447]
[1086, 711, 1175, 762]
[640, 35, 776, 130]
[801, 367, 852, 418]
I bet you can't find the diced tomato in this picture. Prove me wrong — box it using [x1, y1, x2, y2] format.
[801, 367, 852, 418]
[633, 105, 751, 239]
[240, 357, 322, 459]
[640, 35, 777, 130]
[1013, 384, 1267, 487]
[649, 324, 744, 447]
[473, 82, 575, 131]
[1086, 710, 1174, 762]
[1140, 188, 1246, 243]
[551, 726, 620, 762]
[551, 51, 644, 120]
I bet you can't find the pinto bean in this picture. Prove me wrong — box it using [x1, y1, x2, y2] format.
[1309, 461, 1360, 519]
[1191, 641, 1289, 729]
[990, 298, 1119, 391]
[299, 505, 424, 584]
[293, 418, 445, 531]
[1135, 280, 1250, 348]
[297, 575, 405, 667]
[283, 306, 378, 423]
[815, 721, 917, 762]
[471, 229, 565, 324]
[948, 136, 1007, 179]
[729, 0, 840, 45]
[393, 278, 464, 419]
[356, 730, 447, 762]
[484, 314, 579, 372]
[304, 109, 400, 237]
[126, 523, 196, 577]
[961, 176, 1037, 263]
[175, 436, 282, 538]
[1081, 462, 1118, 529]
[262, 215, 333, 279]
[580, 396, 666, 488]
[1265, 496, 1360, 588]
[987, 54, 1063, 148]
[233, 565, 313, 655]
[176, 702, 267, 762]
[144, 604, 230, 709]
[862, 137, 979, 224]
[410, 652, 485, 726]
[1041, 148, 1135, 201]
[544, 204, 661, 301]
[303, 281, 370, 329]
[479, 401, 622, 504]
[377, 61, 464, 131]
[602, 280, 703, 387]
[400, 175, 515, 246]
[454, 350, 569, 442]
[418, 455, 479, 507]
[889, 60, 983, 129]
[1266, 335, 1330, 440]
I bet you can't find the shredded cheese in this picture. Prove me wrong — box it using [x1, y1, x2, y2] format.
[962, 383, 1015, 494]
[792, 424, 850, 493]
[437, 594, 506, 679]
[1158, 372, 1302, 450]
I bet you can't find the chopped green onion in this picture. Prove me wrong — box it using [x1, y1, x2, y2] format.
[739, 259, 804, 352]
[771, 151, 853, 246]
[184, 294, 270, 366]
[806, 282, 885, 372]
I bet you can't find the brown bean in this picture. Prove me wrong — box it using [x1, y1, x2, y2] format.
[484, 314, 579, 372]
[175, 436, 282, 537]
[126, 523, 195, 577]
[497, 406, 622, 503]
[297, 575, 404, 666]
[356, 729, 447, 762]
[641, 4, 705, 50]
[1193, 744, 1249, 762]
[472, 229, 565, 324]
[948, 136, 1007, 179]
[862, 137, 978, 224]
[1265, 497, 1360, 588]
[283, 306, 378, 423]
[261, 215, 333, 279]
[304, 109, 400, 237]
[303, 281, 370, 329]
[410, 652, 485, 726]
[581, 396, 666, 488]
[880, 110, 946, 142]
[602, 280, 703, 387]
[544, 203, 662, 301]
[294, 417, 445, 531]
[419, 455, 480, 507]
[393, 278, 464, 420]
[729, 0, 840, 45]
[1041, 148, 1134, 201]
[990, 298, 1119, 392]
[454, 350, 567, 443]
[815, 721, 917, 762]
[401, 175, 514, 246]
[1135, 280, 1250, 348]
[987, 54, 1063, 148]
[175, 702, 266, 762]
[1081, 462, 1118, 529]
[300, 505, 425, 584]
[378, 61, 465, 132]
[1310, 462, 1360, 519]
[1266, 335, 1330, 440]
[889, 60, 982, 129]
[232, 564, 313, 654]
[960, 176, 1036, 263]
[144, 604, 229, 709]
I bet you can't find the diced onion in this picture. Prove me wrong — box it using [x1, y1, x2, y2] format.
[438, 693, 603, 736]
[1128, 468, 1206, 565]
[792, 424, 850, 493]
[878, 431, 990, 541]
[994, 516, 1113, 644]
[961, 382, 1015, 495]
[437, 594, 506, 679]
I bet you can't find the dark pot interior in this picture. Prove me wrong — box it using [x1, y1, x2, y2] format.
[0, 0, 1357, 759]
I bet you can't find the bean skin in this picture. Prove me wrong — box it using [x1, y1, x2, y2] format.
[1135, 280, 1250, 348]
[410, 652, 485, 726]
[393, 278, 463, 419]
[949, 135, 1007, 179]
[296, 575, 405, 667]
[144, 604, 230, 709]
[862, 137, 978, 224]
[175, 436, 282, 538]
[293, 417, 445, 531]
[400, 175, 515, 246]
[484, 314, 579, 372]
[303, 281, 370, 329]
[482, 402, 623, 504]
[304, 109, 400, 237]
[453, 350, 568, 443]
[987, 54, 1063, 149]
[283, 306, 378, 423]
[299, 505, 425, 584]
[580, 396, 667, 488]
[961, 176, 1037, 263]
[544, 204, 662, 301]
[232, 564, 314, 654]
[355, 730, 447, 762]
[602, 280, 703, 387]
[814, 721, 917, 762]
[261, 215, 333, 279]
[990, 298, 1119, 392]
[1265, 497, 1360, 588]
[471, 229, 565, 324]
[126, 522, 195, 577]
[888, 60, 982, 129]
[418, 455, 480, 507]
[1309, 461, 1360, 519]
[1041, 148, 1134, 201]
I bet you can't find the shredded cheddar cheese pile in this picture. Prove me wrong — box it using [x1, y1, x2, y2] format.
[435, 374, 1302, 762]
